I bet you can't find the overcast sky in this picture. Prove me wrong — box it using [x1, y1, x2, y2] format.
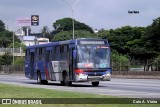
[0, 0, 160, 33]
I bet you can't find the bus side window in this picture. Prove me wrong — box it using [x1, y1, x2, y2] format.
[25, 49, 30, 62]
[39, 48, 42, 61]
[46, 50, 51, 62]
[30, 52, 34, 63]
[42, 48, 46, 61]
[61, 45, 69, 60]
[61, 45, 64, 60]
[25, 49, 27, 61]
[54, 46, 61, 60]
[52, 47, 55, 60]
[36, 48, 39, 61]
[35, 48, 38, 61]
[25, 50, 27, 61]
[38, 48, 45, 61]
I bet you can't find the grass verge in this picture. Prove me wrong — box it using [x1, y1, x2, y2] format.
[0, 83, 159, 107]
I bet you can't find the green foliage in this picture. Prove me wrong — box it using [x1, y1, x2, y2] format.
[98, 17, 160, 71]
[51, 31, 71, 41]
[0, 30, 21, 48]
[99, 26, 151, 61]
[0, 52, 13, 65]
[14, 57, 24, 65]
[0, 31, 12, 47]
[144, 17, 160, 54]
[53, 18, 94, 33]
[0, 20, 5, 32]
[8, 42, 25, 49]
[51, 30, 98, 42]
[41, 26, 50, 38]
[112, 51, 130, 71]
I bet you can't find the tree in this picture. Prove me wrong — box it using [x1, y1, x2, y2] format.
[41, 26, 53, 41]
[51, 31, 71, 42]
[0, 31, 12, 47]
[100, 26, 147, 58]
[0, 52, 13, 65]
[98, 28, 109, 39]
[51, 30, 98, 42]
[101, 26, 136, 55]
[53, 18, 94, 33]
[137, 17, 160, 71]
[125, 27, 147, 60]
[0, 30, 20, 48]
[0, 20, 5, 32]
[144, 17, 160, 54]
[41, 26, 50, 38]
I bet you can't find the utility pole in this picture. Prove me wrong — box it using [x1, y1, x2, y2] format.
[13, 31, 14, 65]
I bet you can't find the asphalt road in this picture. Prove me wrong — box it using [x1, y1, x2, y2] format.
[0, 74, 160, 98]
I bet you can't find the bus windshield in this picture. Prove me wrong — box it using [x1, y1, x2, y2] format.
[77, 45, 110, 69]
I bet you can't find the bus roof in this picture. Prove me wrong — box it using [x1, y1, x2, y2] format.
[26, 38, 109, 49]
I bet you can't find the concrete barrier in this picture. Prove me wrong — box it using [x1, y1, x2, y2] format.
[0, 65, 24, 74]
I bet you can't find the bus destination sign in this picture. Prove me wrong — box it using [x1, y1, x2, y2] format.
[80, 41, 105, 45]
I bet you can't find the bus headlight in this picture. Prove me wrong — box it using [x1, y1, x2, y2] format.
[75, 73, 88, 82]
[102, 72, 111, 81]
[77, 73, 87, 77]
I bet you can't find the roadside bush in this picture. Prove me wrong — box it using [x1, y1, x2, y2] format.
[14, 57, 24, 65]
[112, 51, 130, 71]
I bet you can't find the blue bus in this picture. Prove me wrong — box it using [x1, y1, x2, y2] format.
[25, 38, 112, 86]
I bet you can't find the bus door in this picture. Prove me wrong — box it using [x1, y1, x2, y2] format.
[69, 45, 76, 80]
[45, 47, 52, 80]
[30, 51, 35, 79]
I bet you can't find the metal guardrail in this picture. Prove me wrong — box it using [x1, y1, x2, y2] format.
[0, 48, 22, 53]
[0, 65, 24, 74]
[112, 71, 160, 76]
[0, 65, 160, 76]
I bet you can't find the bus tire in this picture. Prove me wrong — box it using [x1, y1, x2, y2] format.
[62, 71, 72, 86]
[37, 72, 42, 84]
[42, 80, 48, 85]
[92, 82, 99, 86]
[60, 81, 65, 86]
[37, 72, 48, 84]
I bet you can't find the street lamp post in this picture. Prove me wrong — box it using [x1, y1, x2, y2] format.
[62, 0, 80, 40]
[13, 31, 14, 65]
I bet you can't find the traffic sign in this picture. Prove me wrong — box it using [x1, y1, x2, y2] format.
[31, 15, 39, 26]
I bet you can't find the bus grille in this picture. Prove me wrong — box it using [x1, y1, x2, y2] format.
[88, 73, 102, 76]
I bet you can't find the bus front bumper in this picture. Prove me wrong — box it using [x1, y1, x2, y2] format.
[75, 73, 111, 82]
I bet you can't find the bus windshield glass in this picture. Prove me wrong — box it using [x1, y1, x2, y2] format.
[77, 45, 110, 68]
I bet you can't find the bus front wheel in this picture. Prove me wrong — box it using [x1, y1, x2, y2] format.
[61, 72, 72, 86]
[92, 82, 99, 86]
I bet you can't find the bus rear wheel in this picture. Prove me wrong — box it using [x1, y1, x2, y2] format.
[37, 72, 48, 84]
[92, 82, 99, 86]
[37, 72, 42, 84]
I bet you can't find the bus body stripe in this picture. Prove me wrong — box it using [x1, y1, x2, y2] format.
[44, 64, 50, 80]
